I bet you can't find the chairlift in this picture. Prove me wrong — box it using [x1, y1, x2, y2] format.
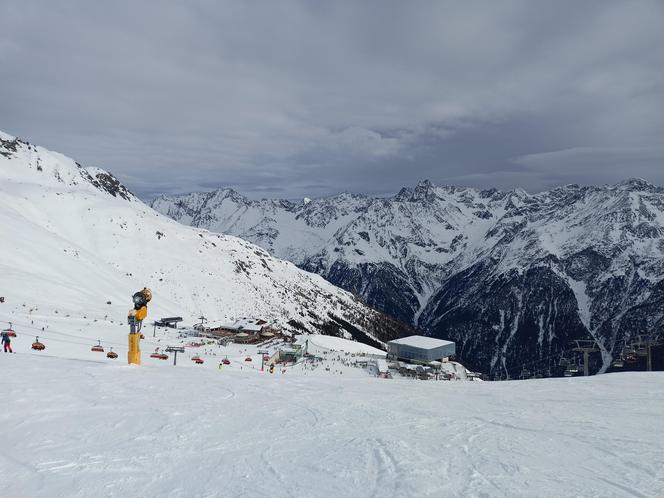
[519, 367, 531, 380]
[611, 357, 624, 368]
[91, 340, 104, 353]
[194, 358, 204, 364]
[245, 356, 252, 362]
[31, 336, 46, 351]
[2, 322, 16, 337]
[635, 346, 648, 356]
[106, 347, 118, 359]
[564, 361, 579, 377]
[222, 357, 231, 365]
[624, 348, 638, 363]
[150, 348, 169, 360]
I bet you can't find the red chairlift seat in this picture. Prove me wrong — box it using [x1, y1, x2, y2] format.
[91, 340, 104, 352]
[2, 322, 16, 337]
[151, 352, 169, 360]
[245, 356, 252, 362]
[31, 339, 46, 351]
[263, 355, 270, 362]
[107, 350, 118, 359]
[222, 358, 231, 365]
[194, 358, 204, 364]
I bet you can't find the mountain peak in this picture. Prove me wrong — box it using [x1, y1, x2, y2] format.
[613, 178, 657, 191]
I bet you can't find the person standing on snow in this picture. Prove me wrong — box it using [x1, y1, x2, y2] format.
[1, 331, 12, 353]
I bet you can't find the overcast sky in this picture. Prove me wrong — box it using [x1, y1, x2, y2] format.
[1, 1, 663, 200]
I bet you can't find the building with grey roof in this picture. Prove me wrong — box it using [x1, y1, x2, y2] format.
[387, 335, 455, 363]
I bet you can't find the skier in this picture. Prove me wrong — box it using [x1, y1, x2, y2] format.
[1, 331, 12, 353]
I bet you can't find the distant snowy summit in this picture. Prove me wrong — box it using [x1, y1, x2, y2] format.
[0, 130, 410, 345]
[152, 177, 664, 377]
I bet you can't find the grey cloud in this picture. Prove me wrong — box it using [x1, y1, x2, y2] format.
[1, 0, 663, 200]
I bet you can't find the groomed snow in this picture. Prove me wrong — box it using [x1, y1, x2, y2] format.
[298, 334, 386, 357]
[1, 353, 663, 498]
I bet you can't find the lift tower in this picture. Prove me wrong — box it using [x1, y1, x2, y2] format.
[572, 339, 599, 377]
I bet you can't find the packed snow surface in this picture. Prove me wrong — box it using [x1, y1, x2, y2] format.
[298, 333, 386, 357]
[1, 351, 663, 497]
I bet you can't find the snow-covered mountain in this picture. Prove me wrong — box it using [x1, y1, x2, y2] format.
[152, 179, 664, 377]
[0, 131, 409, 345]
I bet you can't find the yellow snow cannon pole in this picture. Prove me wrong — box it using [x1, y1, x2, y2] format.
[127, 288, 152, 365]
[128, 326, 141, 365]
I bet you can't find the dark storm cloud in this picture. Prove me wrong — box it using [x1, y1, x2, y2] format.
[1, 0, 663, 200]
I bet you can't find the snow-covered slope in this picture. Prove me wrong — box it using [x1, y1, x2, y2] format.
[3, 353, 663, 497]
[152, 179, 664, 376]
[0, 131, 409, 344]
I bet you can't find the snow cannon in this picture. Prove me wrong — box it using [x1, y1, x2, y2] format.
[128, 287, 152, 365]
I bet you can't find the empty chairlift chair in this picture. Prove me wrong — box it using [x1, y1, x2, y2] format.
[564, 362, 580, 377]
[150, 349, 168, 360]
[624, 347, 638, 363]
[91, 340, 104, 353]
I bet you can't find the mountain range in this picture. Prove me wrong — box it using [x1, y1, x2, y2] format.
[152, 178, 664, 377]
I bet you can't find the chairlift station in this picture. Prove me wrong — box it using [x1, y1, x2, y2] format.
[387, 335, 456, 363]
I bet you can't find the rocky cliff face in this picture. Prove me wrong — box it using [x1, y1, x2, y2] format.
[152, 179, 664, 377]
